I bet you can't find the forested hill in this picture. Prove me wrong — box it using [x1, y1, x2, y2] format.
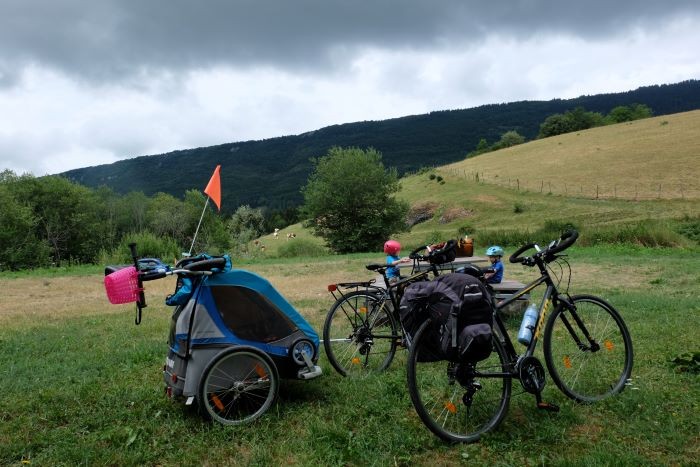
[62, 80, 700, 213]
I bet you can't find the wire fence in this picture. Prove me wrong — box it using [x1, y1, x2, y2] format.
[441, 168, 699, 200]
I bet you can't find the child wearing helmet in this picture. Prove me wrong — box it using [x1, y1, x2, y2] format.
[484, 245, 505, 284]
[384, 240, 410, 284]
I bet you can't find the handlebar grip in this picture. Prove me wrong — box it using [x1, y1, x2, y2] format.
[548, 230, 579, 255]
[185, 257, 227, 272]
[140, 270, 167, 281]
[509, 242, 536, 264]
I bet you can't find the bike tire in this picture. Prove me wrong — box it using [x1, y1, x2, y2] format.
[406, 319, 511, 443]
[197, 346, 279, 425]
[544, 294, 633, 403]
[323, 290, 398, 377]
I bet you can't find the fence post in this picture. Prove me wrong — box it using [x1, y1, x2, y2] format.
[596, 185, 599, 199]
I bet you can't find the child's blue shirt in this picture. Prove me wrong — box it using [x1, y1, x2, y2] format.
[386, 254, 400, 279]
[487, 260, 504, 284]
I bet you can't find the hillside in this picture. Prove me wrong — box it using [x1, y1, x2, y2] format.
[60, 80, 700, 212]
[442, 110, 700, 200]
[257, 111, 700, 255]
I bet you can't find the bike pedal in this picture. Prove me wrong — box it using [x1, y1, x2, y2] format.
[536, 401, 560, 412]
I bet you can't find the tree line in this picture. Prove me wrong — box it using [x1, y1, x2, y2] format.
[0, 170, 297, 270]
[1, 146, 408, 269]
[467, 104, 653, 156]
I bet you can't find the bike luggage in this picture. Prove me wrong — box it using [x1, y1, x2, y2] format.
[399, 272, 494, 363]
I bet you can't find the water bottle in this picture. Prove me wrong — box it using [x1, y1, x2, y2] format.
[517, 303, 539, 346]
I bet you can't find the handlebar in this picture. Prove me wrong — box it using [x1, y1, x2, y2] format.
[408, 240, 457, 262]
[184, 257, 227, 271]
[140, 258, 226, 281]
[509, 230, 579, 266]
[408, 245, 430, 261]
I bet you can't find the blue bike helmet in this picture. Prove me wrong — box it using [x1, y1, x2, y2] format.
[486, 245, 504, 257]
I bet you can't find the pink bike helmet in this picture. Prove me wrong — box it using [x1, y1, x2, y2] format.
[384, 240, 401, 255]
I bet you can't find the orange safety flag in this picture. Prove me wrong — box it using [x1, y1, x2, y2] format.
[203, 165, 222, 211]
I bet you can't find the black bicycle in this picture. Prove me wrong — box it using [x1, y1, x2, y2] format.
[323, 241, 456, 377]
[406, 230, 634, 442]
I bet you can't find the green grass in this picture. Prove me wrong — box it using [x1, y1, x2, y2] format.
[1, 247, 699, 465]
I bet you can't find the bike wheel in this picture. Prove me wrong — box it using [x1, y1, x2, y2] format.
[197, 346, 279, 425]
[406, 319, 511, 443]
[323, 291, 398, 377]
[544, 294, 633, 403]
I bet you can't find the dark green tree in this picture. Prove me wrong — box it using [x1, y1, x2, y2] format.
[605, 103, 653, 124]
[8, 175, 108, 265]
[538, 107, 604, 138]
[301, 147, 408, 253]
[0, 183, 51, 269]
[228, 204, 266, 254]
[472, 138, 490, 156]
[492, 130, 526, 150]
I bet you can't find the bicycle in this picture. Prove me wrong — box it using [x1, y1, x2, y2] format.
[405, 230, 634, 442]
[323, 241, 456, 377]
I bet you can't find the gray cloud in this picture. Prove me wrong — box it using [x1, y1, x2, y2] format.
[1, 1, 699, 176]
[2, 0, 698, 83]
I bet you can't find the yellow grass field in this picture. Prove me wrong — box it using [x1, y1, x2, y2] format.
[441, 110, 700, 200]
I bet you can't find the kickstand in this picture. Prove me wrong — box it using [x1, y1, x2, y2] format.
[535, 392, 560, 412]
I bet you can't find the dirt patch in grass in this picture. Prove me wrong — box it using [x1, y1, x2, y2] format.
[407, 201, 439, 226]
[439, 206, 474, 223]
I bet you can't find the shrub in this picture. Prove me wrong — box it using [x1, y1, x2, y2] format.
[513, 202, 525, 214]
[457, 223, 476, 236]
[100, 231, 181, 264]
[583, 221, 687, 247]
[675, 216, 700, 243]
[542, 220, 579, 237]
[429, 173, 436, 180]
[276, 238, 328, 258]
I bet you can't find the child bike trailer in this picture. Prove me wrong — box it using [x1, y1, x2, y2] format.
[163, 256, 322, 425]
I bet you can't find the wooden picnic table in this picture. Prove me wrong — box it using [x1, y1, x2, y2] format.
[398, 256, 529, 312]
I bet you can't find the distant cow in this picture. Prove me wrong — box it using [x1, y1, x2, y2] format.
[273, 228, 280, 239]
[286, 232, 296, 240]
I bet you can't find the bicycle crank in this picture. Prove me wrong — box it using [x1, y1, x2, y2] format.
[517, 355, 546, 394]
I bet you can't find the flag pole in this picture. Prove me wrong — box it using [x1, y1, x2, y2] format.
[188, 197, 210, 256]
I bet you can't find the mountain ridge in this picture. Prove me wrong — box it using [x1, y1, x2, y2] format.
[61, 79, 700, 213]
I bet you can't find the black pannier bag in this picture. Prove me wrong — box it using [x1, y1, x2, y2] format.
[437, 273, 494, 363]
[399, 272, 493, 363]
[399, 279, 459, 361]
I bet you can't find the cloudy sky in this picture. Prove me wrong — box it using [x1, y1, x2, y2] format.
[1, 1, 699, 176]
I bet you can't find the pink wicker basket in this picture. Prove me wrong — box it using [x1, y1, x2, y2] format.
[104, 266, 141, 304]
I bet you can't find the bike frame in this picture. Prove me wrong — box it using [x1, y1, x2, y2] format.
[327, 267, 434, 344]
[485, 255, 598, 379]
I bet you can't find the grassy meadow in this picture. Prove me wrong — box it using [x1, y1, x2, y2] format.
[441, 110, 700, 200]
[1, 245, 699, 465]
